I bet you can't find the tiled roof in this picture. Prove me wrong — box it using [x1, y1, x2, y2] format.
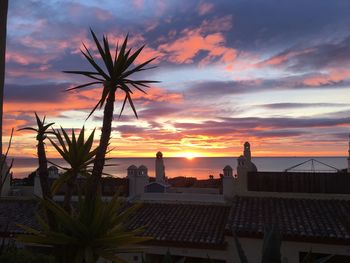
[127, 203, 230, 249]
[227, 196, 350, 244]
[1, 196, 350, 246]
[0, 199, 38, 235]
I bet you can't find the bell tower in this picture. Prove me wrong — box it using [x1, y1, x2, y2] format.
[155, 151, 165, 182]
[244, 142, 251, 161]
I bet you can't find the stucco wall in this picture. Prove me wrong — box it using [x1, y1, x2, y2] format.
[227, 237, 350, 263]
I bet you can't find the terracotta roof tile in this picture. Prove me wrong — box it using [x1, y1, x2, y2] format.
[0, 200, 38, 235]
[1, 196, 349, 246]
[227, 196, 350, 243]
[127, 203, 230, 248]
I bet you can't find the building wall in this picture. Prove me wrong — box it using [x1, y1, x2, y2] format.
[145, 183, 166, 193]
[140, 192, 226, 204]
[169, 187, 220, 194]
[226, 237, 350, 263]
[117, 246, 227, 263]
[10, 186, 34, 196]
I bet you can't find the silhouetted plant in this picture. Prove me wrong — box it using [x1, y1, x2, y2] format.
[18, 113, 54, 200]
[261, 226, 281, 263]
[301, 250, 333, 263]
[233, 232, 248, 263]
[234, 226, 332, 263]
[49, 127, 98, 213]
[17, 194, 149, 263]
[63, 29, 158, 201]
[17, 113, 56, 228]
[0, 128, 13, 195]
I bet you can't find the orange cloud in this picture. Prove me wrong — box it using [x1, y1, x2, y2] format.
[160, 29, 236, 64]
[158, 16, 235, 65]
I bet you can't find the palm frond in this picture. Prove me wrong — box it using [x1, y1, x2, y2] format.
[63, 29, 158, 119]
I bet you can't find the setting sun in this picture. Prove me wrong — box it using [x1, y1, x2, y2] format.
[182, 152, 200, 160]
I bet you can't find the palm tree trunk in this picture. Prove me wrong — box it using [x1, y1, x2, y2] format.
[37, 140, 52, 199]
[0, 0, 9, 156]
[88, 89, 115, 200]
[37, 140, 56, 228]
[63, 173, 77, 214]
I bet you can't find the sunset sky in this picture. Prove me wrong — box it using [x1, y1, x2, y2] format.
[4, 0, 350, 158]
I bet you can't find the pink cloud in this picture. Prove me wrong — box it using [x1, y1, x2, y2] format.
[159, 29, 236, 64]
[200, 15, 233, 32]
[257, 48, 314, 67]
[94, 8, 114, 21]
[303, 69, 350, 86]
[132, 0, 144, 9]
[158, 16, 235, 64]
[197, 2, 214, 16]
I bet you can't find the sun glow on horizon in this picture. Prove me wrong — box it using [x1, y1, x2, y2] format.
[180, 152, 201, 160]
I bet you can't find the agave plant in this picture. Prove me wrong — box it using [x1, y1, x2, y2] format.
[17, 194, 150, 263]
[18, 113, 56, 228]
[63, 29, 158, 200]
[49, 127, 98, 213]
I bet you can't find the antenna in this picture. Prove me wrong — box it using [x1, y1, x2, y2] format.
[284, 159, 340, 173]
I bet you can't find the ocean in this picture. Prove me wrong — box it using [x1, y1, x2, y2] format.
[9, 157, 348, 179]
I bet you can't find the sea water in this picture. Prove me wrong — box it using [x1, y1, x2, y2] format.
[9, 157, 348, 179]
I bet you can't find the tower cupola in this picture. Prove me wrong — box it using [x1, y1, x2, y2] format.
[244, 142, 251, 161]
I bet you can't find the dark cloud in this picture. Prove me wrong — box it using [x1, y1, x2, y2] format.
[139, 104, 182, 119]
[257, 103, 349, 109]
[187, 76, 350, 98]
[219, 0, 350, 51]
[260, 35, 350, 72]
[289, 36, 350, 71]
[250, 130, 304, 138]
[113, 125, 146, 136]
[175, 116, 350, 135]
[4, 83, 69, 102]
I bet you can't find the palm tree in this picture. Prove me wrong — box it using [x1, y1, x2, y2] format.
[18, 113, 56, 227]
[64, 29, 158, 200]
[49, 127, 98, 213]
[0, 0, 9, 155]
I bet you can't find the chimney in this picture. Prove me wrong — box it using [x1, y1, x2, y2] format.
[127, 165, 149, 199]
[222, 165, 235, 199]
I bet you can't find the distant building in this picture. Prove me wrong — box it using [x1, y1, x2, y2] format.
[1, 141, 350, 262]
[155, 151, 165, 182]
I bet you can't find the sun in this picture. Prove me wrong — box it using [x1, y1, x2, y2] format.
[182, 152, 198, 160]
